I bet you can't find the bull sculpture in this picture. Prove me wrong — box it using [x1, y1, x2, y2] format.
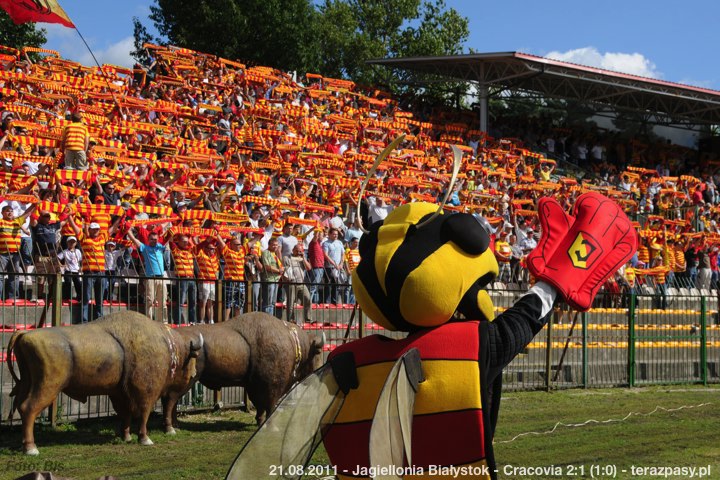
[7, 311, 204, 455]
[164, 312, 324, 432]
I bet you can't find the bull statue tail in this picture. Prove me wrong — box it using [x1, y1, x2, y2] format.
[6, 331, 25, 420]
[185, 332, 204, 380]
[6, 331, 24, 386]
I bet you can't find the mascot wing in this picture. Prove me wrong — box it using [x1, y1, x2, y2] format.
[226, 364, 344, 480]
[369, 348, 424, 478]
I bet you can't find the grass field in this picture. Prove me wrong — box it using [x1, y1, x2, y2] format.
[0, 385, 718, 480]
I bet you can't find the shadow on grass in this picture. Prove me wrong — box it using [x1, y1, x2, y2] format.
[172, 418, 255, 433]
[0, 410, 257, 453]
[0, 416, 120, 452]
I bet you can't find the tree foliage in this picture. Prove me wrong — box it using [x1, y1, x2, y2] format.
[135, 0, 320, 72]
[0, 10, 47, 52]
[317, 0, 468, 91]
[131, 16, 161, 66]
[133, 0, 469, 103]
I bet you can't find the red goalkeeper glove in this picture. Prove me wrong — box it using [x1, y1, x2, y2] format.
[526, 192, 638, 311]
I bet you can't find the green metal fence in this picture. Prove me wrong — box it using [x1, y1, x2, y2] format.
[1, 276, 719, 427]
[502, 291, 720, 391]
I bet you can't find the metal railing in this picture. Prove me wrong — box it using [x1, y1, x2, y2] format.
[1, 274, 719, 427]
[501, 290, 720, 391]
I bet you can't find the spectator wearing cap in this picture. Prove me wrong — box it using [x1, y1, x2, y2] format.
[0, 202, 36, 300]
[127, 228, 168, 323]
[30, 207, 70, 302]
[223, 195, 241, 214]
[103, 240, 126, 303]
[68, 214, 121, 323]
[516, 218, 538, 257]
[171, 190, 202, 213]
[203, 189, 225, 213]
[57, 236, 82, 301]
[196, 240, 220, 324]
[62, 112, 90, 171]
[508, 234, 524, 284]
[145, 185, 169, 207]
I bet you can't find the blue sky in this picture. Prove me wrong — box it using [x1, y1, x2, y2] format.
[42, 0, 720, 89]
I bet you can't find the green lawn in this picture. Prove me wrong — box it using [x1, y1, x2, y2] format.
[0, 385, 718, 479]
[494, 386, 720, 479]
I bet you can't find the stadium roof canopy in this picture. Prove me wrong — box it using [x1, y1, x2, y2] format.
[369, 52, 720, 130]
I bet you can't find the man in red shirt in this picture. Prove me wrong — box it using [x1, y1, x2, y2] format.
[306, 229, 325, 303]
[692, 185, 705, 206]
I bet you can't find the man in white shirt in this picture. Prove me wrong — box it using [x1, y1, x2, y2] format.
[322, 228, 346, 305]
[367, 196, 393, 225]
[57, 236, 83, 301]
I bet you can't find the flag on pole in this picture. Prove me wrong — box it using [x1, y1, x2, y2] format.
[0, 0, 74, 28]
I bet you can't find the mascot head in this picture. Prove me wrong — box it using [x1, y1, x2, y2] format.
[352, 202, 499, 332]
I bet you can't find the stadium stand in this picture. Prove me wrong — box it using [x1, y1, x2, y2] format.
[0, 42, 718, 320]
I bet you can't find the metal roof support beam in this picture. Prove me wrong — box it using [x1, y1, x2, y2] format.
[478, 83, 488, 133]
[368, 52, 720, 126]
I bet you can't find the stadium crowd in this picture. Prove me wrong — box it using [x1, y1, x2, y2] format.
[0, 43, 719, 324]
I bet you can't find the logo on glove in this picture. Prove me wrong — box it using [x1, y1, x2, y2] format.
[568, 232, 602, 269]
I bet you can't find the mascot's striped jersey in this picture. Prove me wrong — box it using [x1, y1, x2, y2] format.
[325, 321, 494, 480]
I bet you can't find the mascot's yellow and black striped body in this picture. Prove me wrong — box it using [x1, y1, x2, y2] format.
[326, 321, 492, 479]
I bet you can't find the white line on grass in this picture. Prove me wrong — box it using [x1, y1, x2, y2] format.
[494, 402, 713, 444]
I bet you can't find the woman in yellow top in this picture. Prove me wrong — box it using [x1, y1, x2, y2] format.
[539, 162, 555, 181]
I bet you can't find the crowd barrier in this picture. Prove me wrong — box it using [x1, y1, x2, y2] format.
[0, 273, 718, 427]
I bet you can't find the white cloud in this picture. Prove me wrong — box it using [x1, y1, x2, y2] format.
[44, 24, 135, 68]
[544, 47, 661, 79]
[95, 37, 135, 68]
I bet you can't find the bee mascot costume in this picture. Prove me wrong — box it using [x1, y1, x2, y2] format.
[228, 140, 637, 480]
